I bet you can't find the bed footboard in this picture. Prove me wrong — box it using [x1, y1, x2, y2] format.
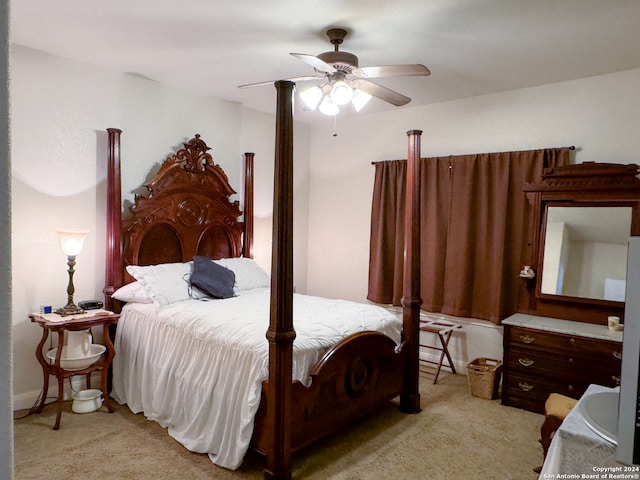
[252, 331, 406, 455]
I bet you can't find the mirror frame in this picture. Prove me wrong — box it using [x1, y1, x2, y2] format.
[520, 162, 640, 324]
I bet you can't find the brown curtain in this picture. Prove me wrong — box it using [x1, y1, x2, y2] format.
[368, 148, 570, 324]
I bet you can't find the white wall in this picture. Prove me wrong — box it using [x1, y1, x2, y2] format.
[305, 68, 640, 367]
[10, 45, 310, 408]
[239, 108, 311, 293]
[542, 222, 568, 295]
[566, 241, 628, 298]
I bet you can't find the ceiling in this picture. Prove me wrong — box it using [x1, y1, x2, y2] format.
[10, 0, 640, 124]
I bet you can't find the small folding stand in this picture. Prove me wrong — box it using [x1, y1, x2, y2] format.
[419, 319, 462, 384]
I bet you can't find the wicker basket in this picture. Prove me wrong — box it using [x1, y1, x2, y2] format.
[466, 357, 503, 399]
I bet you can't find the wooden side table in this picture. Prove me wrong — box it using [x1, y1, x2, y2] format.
[30, 311, 119, 429]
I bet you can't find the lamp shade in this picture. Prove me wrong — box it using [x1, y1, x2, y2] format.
[318, 96, 339, 116]
[299, 85, 324, 110]
[351, 89, 373, 112]
[56, 228, 90, 256]
[330, 80, 353, 105]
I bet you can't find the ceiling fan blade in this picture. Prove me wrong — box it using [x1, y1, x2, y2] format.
[238, 76, 319, 89]
[290, 53, 337, 74]
[350, 64, 430, 79]
[356, 80, 411, 107]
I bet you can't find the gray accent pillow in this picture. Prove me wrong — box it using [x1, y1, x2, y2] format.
[190, 256, 236, 299]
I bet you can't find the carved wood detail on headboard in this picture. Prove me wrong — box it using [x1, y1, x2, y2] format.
[122, 134, 244, 272]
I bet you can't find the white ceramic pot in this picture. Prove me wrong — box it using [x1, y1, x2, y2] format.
[72, 389, 103, 414]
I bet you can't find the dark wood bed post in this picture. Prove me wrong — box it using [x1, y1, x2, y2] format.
[243, 152, 255, 258]
[104, 128, 123, 312]
[264, 80, 296, 480]
[399, 129, 423, 414]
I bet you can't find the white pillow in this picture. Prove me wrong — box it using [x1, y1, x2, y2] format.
[126, 262, 192, 306]
[213, 257, 270, 293]
[111, 281, 153, 304]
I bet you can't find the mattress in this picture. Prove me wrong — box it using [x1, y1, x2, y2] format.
[111, 288, 401, 469]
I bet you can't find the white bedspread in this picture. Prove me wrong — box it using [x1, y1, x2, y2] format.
[111, 288, 401, 470]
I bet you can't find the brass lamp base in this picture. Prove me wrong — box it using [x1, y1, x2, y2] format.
[55, 305, 86, 317]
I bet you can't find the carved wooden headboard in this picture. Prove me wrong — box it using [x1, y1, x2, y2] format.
[104, 130, 254, 310]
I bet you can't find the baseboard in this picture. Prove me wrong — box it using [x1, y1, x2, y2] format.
[419, 351, 467, 377]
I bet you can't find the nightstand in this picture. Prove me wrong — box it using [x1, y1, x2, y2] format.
[30, 311, 120, 429]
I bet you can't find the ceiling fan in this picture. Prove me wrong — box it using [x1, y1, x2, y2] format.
[239, 28, 430, 115]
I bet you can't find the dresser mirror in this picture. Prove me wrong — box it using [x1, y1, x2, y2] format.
[539, 205, 632, 302]
[521, 162, 640, 323]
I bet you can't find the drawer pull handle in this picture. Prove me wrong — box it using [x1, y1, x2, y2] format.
[518, 358, 534, 367]
[518, 382, 534, 392]
[569, 338, 576, 345]
[519, 335, 536, 344]
[614, 351, 622, 360]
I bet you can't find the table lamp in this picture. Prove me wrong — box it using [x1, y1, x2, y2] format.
[55, 228, 90, 316]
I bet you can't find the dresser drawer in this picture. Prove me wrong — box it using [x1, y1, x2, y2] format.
[510, 326, 622, 358]
[506, 347, 621, 385]
[505, 371, 588, 414]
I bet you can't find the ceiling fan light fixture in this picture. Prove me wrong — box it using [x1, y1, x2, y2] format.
[299, 85, 324, 110]
[351, 89, 372, 112]
[330, 80, 353, 105]
[318, 96, 339, 116]
[240, 28, 430, 114]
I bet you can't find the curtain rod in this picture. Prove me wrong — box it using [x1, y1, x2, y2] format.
[372, 145, 577, 165]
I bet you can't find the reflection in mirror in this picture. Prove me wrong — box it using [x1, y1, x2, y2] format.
[541, 206, 632, 301]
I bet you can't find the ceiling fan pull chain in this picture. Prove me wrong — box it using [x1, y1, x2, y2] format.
[333, 115, 338, 137]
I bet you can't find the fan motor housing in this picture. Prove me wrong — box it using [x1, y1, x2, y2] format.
[317, 51, 359, 71]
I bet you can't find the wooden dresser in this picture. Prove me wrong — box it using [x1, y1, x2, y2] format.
[502, 313, 622, 414]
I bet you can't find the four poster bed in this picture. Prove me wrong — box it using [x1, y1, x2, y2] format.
[103, 81, 423, 479]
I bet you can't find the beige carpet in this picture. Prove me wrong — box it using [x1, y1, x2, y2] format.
[14, 373, 543, 479]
